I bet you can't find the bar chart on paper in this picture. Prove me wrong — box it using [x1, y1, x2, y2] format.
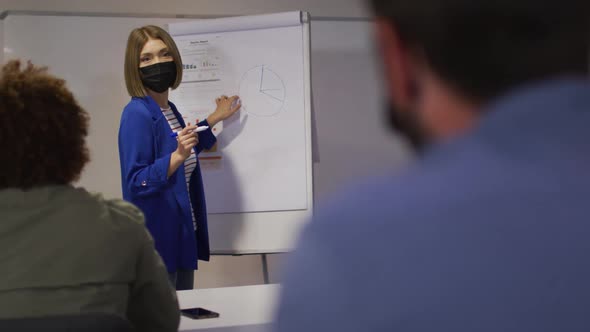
[180, 38, 222, 83]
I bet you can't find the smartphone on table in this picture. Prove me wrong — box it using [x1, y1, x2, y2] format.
[181, 307, 220, 320]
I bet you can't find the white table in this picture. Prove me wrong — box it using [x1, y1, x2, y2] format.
[177, 284, 280, 332]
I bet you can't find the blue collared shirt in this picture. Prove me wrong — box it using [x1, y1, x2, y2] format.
[276, 78, 590, 332]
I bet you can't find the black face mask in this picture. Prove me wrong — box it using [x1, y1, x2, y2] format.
[384, 101, 429, 154]
[139, 61, 177, 93]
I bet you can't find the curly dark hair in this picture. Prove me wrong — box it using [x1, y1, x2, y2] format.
[0, 60, 89, 189]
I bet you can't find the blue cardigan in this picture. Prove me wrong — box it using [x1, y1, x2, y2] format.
[118, 96, 216, 272]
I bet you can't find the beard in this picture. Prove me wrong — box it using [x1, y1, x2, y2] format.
[385, 102, 429, 153]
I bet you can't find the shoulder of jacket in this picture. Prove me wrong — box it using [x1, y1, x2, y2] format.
[102, 198, 146, 227]
[122, 98, 152, 119]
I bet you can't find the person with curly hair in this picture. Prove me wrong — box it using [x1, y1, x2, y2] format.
[0, 60, 180, 332]
[119, 25, 241, 290]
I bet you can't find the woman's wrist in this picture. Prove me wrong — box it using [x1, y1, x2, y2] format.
[207, 111, 220, 127]
[171, 150, 185, 162]
[168, 151, 185, 178]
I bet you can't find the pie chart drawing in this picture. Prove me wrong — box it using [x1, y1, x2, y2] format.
[238, 65, 286, 117]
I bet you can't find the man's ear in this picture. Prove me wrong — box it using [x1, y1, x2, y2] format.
[374, 19, 416, 110]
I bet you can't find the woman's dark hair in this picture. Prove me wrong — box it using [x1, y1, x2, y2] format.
[0, 60, 90, 189]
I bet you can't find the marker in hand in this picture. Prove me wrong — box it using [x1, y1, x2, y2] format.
[170, 126, 209, 138]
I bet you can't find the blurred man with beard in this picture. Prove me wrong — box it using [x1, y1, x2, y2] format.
[275, 1, 590, 331]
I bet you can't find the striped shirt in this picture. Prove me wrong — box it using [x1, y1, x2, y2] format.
[162, 107, 197, 230]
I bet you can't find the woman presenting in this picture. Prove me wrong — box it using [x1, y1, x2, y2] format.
[118, 25, 240, 290]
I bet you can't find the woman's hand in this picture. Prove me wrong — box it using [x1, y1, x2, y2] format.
[207, 95, 241, 127]
[168, 124, 199, 178]
[175, 124, 199, 160]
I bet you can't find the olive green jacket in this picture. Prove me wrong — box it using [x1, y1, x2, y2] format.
[0, 186, 180, 331]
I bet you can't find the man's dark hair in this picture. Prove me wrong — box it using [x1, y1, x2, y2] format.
[370, 1, 590, 101]
[0, 60, 89, 189]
